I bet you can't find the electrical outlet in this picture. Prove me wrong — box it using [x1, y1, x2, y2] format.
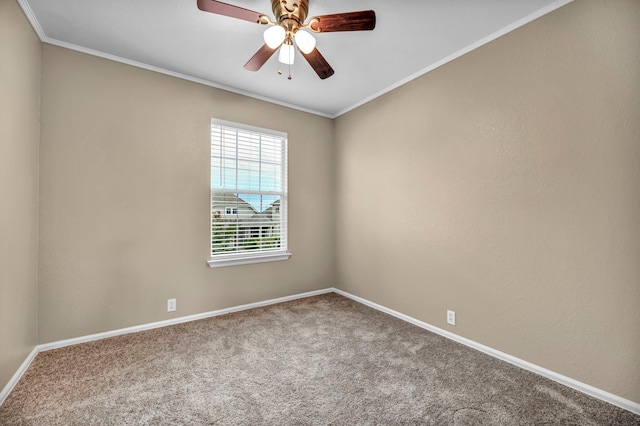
[447, 310, 456, 326]
[167, 299, 176, 312]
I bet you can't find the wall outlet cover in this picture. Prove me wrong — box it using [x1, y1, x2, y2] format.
[447, 310, 456, 326]
[167, 299, 176, 312]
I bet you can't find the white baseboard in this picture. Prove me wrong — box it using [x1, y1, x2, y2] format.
[39, 288, 334, 351]
[333, 288, 640, 416]
[3, 287, 638, 416]
[0, 346, 38, 406]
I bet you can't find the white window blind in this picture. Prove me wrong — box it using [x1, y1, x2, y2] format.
[209, 119, 289, 268]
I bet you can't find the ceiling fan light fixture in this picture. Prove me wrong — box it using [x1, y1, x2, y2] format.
[294, 29, 316, 54]
[263, 25, 286, 48]
[198, 0, 375, 79]
[278, 43, 295, 65]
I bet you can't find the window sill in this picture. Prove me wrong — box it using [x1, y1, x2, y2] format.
[207, 252, 291, 268]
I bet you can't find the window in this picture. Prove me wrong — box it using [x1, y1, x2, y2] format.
[208, 119, 290, 268]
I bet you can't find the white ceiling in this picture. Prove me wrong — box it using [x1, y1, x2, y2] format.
[19, 0, 571, 118]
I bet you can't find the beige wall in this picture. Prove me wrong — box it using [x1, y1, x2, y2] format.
[335, 0, 640, 404]
[38, 45, 334, 343]
[0, 0, 41, 391]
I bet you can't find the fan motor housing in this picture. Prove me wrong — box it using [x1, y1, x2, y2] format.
[272, 0, 309, 25]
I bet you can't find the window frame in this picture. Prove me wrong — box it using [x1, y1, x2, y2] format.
[208, 119, 290, 268]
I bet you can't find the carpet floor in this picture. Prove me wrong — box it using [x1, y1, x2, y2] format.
[1, 293, 638, 425]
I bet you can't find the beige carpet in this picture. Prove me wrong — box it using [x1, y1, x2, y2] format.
[1, 293, 638, 425]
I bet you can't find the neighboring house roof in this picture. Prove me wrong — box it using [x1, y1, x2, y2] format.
[263, 199, 281, 221]
[212, 192, 276, 225]
[211, 192, 258, 214]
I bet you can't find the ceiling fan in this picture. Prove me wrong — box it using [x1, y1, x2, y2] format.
[197, 0, 376, 79]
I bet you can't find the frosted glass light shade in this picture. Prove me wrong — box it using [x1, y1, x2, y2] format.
[294, 30, 316, 54]
[263, 25, 286, 49]
[278, 43, 295, 65]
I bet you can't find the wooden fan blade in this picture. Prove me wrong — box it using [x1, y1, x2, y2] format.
[299, 47, 335, 79]
[308, 10, 376, 33]
[244, 44, 279, 71]
[197, 0, 267, 24]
